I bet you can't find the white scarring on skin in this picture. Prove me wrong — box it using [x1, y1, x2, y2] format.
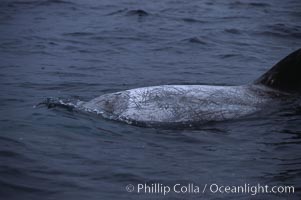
[80, 84, 277, 125]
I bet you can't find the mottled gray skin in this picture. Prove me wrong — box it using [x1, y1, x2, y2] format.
[80, 84, 280, 125]
[48, 49, 298, 127]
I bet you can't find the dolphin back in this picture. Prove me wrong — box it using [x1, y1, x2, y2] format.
[255, 48, 301, 93]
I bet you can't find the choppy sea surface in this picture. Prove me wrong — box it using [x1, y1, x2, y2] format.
[1, 0, 301, 199]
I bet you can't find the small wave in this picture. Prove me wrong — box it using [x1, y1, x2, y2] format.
[248, 2, 270, 7]
[126, 9, 149, 17]
[46, 71, 96, 78]
[184, 37, 208, 45]
[224, 28, 241, 34]
[218, 54, 240, 59]
[230, 1, 270, 8]
[90, 35, 141, 42]
[105, 8, 128, 16]
[63, 32, 95, 37]
[98, 172, 146, 183]
[40, 0, 74, 5]
[259, 23, 301, 39]
[182, 18, 205, 23]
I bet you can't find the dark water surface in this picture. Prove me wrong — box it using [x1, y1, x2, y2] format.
[1, 0, 301, 199]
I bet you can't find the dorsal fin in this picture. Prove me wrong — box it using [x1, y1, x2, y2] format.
[255, 48, 301, 93]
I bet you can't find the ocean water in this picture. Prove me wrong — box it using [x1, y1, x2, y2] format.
[0, 0, 301, 199]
